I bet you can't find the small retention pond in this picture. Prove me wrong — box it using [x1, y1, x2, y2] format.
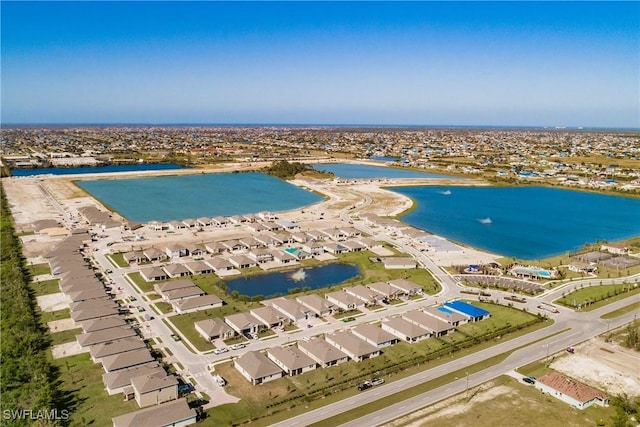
[222, 263, 362, 298]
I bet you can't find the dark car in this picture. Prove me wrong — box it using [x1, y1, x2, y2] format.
[522, 376, 536, 385]
[357, 381, 372, 391]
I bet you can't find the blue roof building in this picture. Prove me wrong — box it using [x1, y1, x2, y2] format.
[443, 300, 490, 322]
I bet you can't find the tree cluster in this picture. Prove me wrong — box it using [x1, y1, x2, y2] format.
[0, 184, 64, 425]
[262, 160, 312, 179]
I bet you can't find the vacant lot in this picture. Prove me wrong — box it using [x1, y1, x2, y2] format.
[388, 376, 616, 427]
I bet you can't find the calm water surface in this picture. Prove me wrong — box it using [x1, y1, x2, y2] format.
[223, 263, 362, 297]
[313, 163, 460, 179]
[11, 163, 183, 176]
[77, 172, 323, 222]
[394, 186, 640, 260]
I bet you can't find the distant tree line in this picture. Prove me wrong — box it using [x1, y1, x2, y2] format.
[0, 184, 65, 425]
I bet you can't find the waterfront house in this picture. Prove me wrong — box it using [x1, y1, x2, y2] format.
[111, 398, 197, 427]
[181, 218, 197, 229]
[196, 217, 212, 228]
[351, 323, 399, 348]
[167, 220, 187, 231]
[234, 351, 284, 385]
[302, 242, 325, 256]
[228, 215, 247, 224]
[250, 306, 288, 328]
[229, 254, 257, 269]
[325, 291, 363, 311]
[381, 317, 431, 343]
[601, 242, 629, 255]
[206, 256, 235, 272]
[184, 260, 213, 275]
[296, 294, 335, 317]
[225, 312, 262, 335]
[267, 346, 317, 376]
[154, 279, 197, 294]
[325, 330, 380, 362]
[535, 372, 608, 410]
[211, 216, 228, 226]
[194, 318, 235, 341]
[271, 249, 297, 264]
[297, 337, 348, 368]
[269, 298, 309, 322]
[323, 242, 348, 254]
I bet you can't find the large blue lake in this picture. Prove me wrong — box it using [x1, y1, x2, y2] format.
[313, 163, 460, 179]
[11, 163, 183, 176]
[223, 263, 362, 297]
[394, 186, 640, 260]
[77, 172, 323, 222]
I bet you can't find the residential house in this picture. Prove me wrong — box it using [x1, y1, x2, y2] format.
[111, 398, 197, 427]
[251, 306, 288, 328]
[381, 317, 431, 343]
[267, 346, 317, 376]
[344, 285, 383, 306]
[296, 294, 335, 317]
[535, 372, 609, 410]
[443, 300, 490, 322]
[225, 312, 262, 335]
[140, 266, 168, 282]
[173, 294, 224, 314]
[325, 291, 363, 311]
[402, 310, 455, 337]
[388, 279, 423, 296]
[297, 337, 348, 368]
[162, 263, 193, 278]
[351, 323, 399, 348]
[194, 318, 235, 341]
[234, 351, 284, 385]
[424, 306, 469, 327]
[382, 257, 417, 269]
[102, 348, 155, 373]
[325, 330, 380, 362]
[130, 372, 178, 408]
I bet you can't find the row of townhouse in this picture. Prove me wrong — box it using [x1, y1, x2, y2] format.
[231, 300, 492, 385]
[47, 235, 196, 426]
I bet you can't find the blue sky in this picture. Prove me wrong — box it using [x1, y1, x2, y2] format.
[2, 1, 638, 127]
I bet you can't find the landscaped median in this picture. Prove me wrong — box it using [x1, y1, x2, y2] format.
[555, 283, 640, 311]
[200, 301, 550, 426]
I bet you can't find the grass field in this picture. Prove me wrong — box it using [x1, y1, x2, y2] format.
[108, 252, 128, 268]
[154, 301, 174, 314]
[27, 262, 51, 277]
[40, 308, 71, 324]
[127, 271, 155, 293]
[32, 278, 61, 296]
[389, 376, 616, 427]
[555, 284, 640, 310]
[50, 328, 83, 346]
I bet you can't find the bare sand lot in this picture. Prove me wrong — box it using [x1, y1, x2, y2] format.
[549, 336, 640, 397]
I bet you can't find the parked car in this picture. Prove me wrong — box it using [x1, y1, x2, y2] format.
[214, 347, 229, 355]
[357, 381, 372, 391]
[522, 376, 536, 385]
[371, 378, 385, 386]
[341, 317, 356, 323]
[567, 346, 575, 354]
[213, 375, 227, 387]
[230, 343, 245, 350]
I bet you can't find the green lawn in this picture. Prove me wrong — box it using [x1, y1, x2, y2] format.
[40, 308, 71, 324]
[28, 262, 51, 277]
[555, 284, 640, 310]
[108, 252, 129, 268]
[154, 301, 174, 314]
[50, 328, 83, 346]
[50, 353, 140, 426]
[127, 271, 155, 293]
[32, 278, 61, 296]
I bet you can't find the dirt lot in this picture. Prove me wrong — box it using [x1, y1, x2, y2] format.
[549, 335, 640, 397]
[387, 376, 615, 427]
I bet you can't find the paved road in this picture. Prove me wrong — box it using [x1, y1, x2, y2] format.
[271, 295, 639, 427]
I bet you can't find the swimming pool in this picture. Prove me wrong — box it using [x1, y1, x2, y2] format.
[511, 266, 553, 279]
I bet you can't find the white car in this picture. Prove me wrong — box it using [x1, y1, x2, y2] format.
[371, 378, 385, 386]
[230, 343, 245, 350]
[212, 374, 226, 387]
[213, 347, 228, 355]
